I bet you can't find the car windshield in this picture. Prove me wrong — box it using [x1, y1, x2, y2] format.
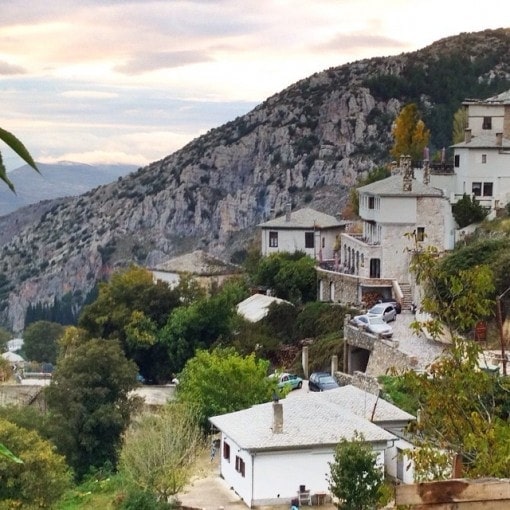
[319, 375, 336, 384]
[369, 305, 385, 313]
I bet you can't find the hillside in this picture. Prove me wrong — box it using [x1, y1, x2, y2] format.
[1, 28, 510, 332]
[0, 162, 138, 216]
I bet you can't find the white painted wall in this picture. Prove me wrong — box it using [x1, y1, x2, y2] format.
[468, 104, 506, 135]
[385, 438, 415, 484]
[261, 228, 342, 260]
[219, 433, 388, 507]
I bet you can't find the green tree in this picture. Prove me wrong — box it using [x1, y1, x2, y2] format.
[452, 106, 469, 144]
[160, 279, 248, 375]
[452, 193, 488, 228]
[328, 432, 384, 510]
[0, 127, 38, 191]
[252, 252, 316, 304]
[23, 320, 64, 364]
[0, 418, 71, 507]
[79, 265, 181, 382]
[119, 403, 205, 500]
[45, 338, 139, 479]
[402, 244, 510, 479]
[176, 347, 274, 428]
[390, 103, 430, 161]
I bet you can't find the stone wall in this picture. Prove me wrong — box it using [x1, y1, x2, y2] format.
[0, 385, 45, 408]
[366, 340, 418, 377]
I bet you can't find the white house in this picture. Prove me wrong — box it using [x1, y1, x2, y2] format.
[317, 164, 455, 307]
[236, 293, 293, 323]
[430, 89, 510, 211]
[209, 391, 396, 507]
[259, 206, 348, 261]
[320, 385, 416, 484]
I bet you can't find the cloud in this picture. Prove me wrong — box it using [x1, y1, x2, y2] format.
[115, 50, 214, 74]
[61, 90, 119, 99]
[0, 60, 26, 75]
[318, 32, 408, 52]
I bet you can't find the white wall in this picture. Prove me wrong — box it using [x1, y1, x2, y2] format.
[219, 435, 253, 505]
[385, 438, 415, 484]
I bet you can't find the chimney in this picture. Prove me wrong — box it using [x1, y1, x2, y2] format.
[465, 128, 472, 143]
[423, 159, 430, 185]
[402, 154, 412, 192]
[285, 203, 292, 222]
[272, 402, 283, 433]
[496, 132, 503, 146]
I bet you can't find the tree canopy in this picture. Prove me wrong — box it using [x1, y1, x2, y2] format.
[119, 403, 205, 500]
[390, 103, 430, 161]
[23, 320, 64, 364]
[45, 338, 139, 479]
[176, 347, 274, 428]
[328, 432, 384, 510]
[0, 418, 71, 508]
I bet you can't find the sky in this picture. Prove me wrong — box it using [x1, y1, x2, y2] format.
[0, 0, 507, 172]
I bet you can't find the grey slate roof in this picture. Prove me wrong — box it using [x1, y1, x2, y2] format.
[320, 385, 415, 423]
[451, 134, 510, 149]
[154, 249, 240, 275]
[357, 175, 443, 198]
[210, 393, 395, 452]
[465, 89, 510, 104]
[258, 207, 346, 229]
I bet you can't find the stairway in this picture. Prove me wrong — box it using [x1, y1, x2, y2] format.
[399, 283, 413, 311]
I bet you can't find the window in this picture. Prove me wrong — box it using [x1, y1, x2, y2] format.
[368, 196, 375, 209]
[482, 154, 487, 164]
[269, 231, 278, 248]
[483, 182, 493, 197]
[305, 232, 314, 249]
[322, 237, 325, 248]
[454, 155, 460, 167]
[482, 117, 492, 130]
[223, 441, 230, 462]
[416, 227, 425, 242]
[472, 182, 482, 197]
[235, 456, 245, 477]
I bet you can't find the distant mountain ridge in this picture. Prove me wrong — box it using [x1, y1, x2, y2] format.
[0, 28, 510, 332]
[0, 162, 138, 216]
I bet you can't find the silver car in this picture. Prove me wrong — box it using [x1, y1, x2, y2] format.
[351, 314, 393, 338]
[367, 303, 397, 323]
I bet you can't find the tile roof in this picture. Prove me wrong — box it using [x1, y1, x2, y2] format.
[236, 293, 292, 323]
[452, 134, 510, 149]
[357, 175, 443, 197]
[153, 249, 240, 275]
[258, 207, 347, 229]
[320, 385, 415, 423]
[210, 392, 395, 452]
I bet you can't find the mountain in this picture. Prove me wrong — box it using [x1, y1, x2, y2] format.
[0, 162, 138, 216]
[1, 28, 510, 332]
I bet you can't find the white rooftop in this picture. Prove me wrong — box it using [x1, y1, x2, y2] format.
[210, 393, 395, 452]
[236, 293, 292, 323]
[258, 207, 346, 229]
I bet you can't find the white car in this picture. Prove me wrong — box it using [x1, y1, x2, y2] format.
[367, 303, 397, 323]
[351, 314, 393, 338]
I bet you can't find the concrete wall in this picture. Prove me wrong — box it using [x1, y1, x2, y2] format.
[0, 385, 44, 408]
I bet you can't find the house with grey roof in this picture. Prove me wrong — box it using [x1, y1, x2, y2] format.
[321, 385, 416, 483]
[317, 163, 455, 309]
[209, 390, 399, 507]
[430, 89, 510, 212]
[258, 205, 348, 261]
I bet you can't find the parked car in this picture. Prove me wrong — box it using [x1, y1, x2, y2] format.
[308, 371, 339, 392]
[378, 297, 402, 314]
[277, 373, 303, 390]
[367, 303, 397, 322]
[350, 314, 393, 338]
[269, 372, 303, 391]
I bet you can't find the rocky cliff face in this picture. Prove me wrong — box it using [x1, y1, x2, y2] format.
[1, 28, 510, 331]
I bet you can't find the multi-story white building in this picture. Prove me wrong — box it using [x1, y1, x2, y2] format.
[318, 163, 455, 308]
[431, 89, 510, 211]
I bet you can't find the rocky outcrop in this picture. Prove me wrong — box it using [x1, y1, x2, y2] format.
[1, 29, 510, 331]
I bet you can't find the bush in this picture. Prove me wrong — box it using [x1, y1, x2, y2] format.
[452, 193, 488, 228]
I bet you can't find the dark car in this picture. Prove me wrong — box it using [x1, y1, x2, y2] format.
[308, 372, 339, 392]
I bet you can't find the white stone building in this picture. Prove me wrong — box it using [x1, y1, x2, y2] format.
[317, 167, 455, 307]
[209, 388, 405, 507]
[258, 206, 348, 261]
[431, 89, 510, 211]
